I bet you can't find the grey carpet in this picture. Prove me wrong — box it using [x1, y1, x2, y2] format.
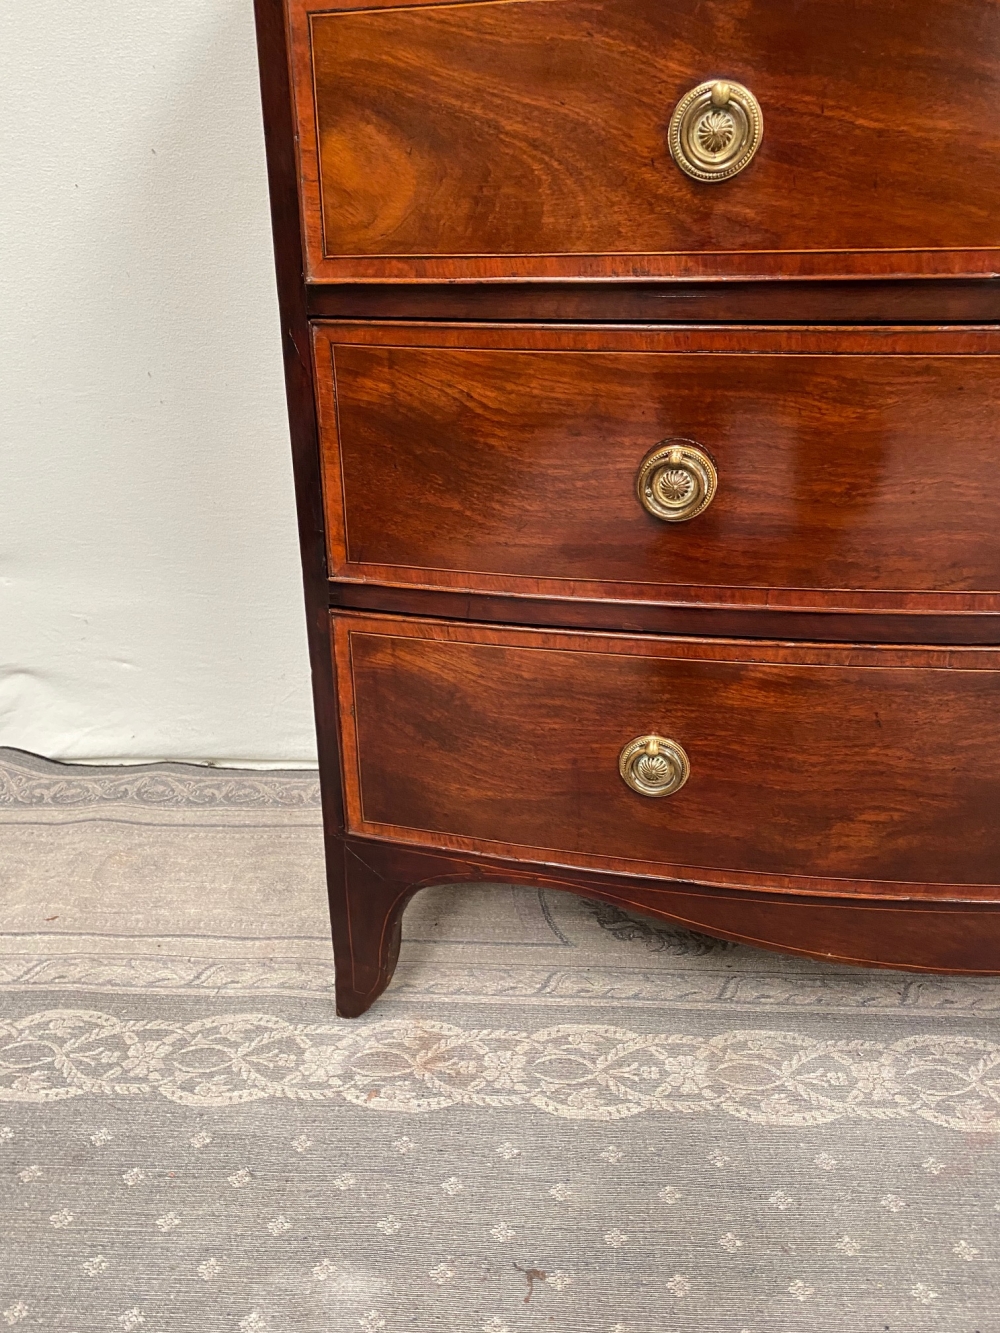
[0, 747, 998, 1333]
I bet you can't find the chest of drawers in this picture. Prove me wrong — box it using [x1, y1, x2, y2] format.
[254, 0, 1000, 1015]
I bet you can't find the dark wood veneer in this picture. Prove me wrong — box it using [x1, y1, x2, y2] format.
[288, 0, 1000, 282]
[330, 583, 1000, 647]
[253, 0, 348, 896]
[334, 840, 1000, 1017]
[334, 612, 1000, 893]
[314, 322, 1000, 623]
[306, 280, 1000, 326]
[256, 0, 1000, 1016]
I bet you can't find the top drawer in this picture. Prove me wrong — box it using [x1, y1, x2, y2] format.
[287, 0, 1000, 282]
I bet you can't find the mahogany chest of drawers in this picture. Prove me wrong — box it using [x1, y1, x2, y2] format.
[254, 0, 1000, 1016]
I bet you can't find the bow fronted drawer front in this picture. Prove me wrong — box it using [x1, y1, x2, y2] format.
[315, 323, 1000, 625]
[287, 0, 1000, 281]
[333, 611, 1000, 894]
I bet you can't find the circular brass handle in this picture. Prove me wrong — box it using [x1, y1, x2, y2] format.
[669, 79, 763, 182]
[619, 735, 690, 798]
[636, 439, 717, 522]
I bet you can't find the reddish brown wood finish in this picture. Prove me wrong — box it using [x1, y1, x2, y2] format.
[255, 0, 1000, 1016]
[288, 0, 1000, 282]
[315, 322, 1000, 621]
[318, 323, 1000, 356]
[333, 611, 1000, 894]
[330, 582, 1000, 648]
[330, 839, 417, 1017]
[253, 0, 351, 925]
[306, 279, 1000, 326]
[334, 839, 1000, 1016]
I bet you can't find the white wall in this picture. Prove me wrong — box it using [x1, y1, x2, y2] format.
[0, 0, 317, 765]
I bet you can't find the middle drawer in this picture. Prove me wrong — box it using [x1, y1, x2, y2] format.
[314, 323, 1000, 621]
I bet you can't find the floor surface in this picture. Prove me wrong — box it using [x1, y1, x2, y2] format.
[1, 748, 998, 1332]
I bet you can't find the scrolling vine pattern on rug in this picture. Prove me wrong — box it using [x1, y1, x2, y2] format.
[2, 1011, 999, 1130]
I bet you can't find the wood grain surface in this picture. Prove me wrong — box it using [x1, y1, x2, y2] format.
[288, 0, 1000, 280]
[329, 582, 1000, 647]
[314, 322, 1000, 617]
[306, 279, 1000, 326]
[333, 612, 1000, 895]
[257, 0, 1000, 1009]
[253, 1, 350, 903]
[332, 838, 1000, 1014]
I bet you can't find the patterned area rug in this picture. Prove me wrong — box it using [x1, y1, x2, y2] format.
[1, 748, 998, 1333]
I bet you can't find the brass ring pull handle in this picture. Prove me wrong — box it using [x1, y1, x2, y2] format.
[636, 439, 718, 522]
[619, 735, 691, 798]
[669, 79, 763, 182]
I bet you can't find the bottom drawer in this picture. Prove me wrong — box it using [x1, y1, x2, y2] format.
[332, 614, 1000, 896]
